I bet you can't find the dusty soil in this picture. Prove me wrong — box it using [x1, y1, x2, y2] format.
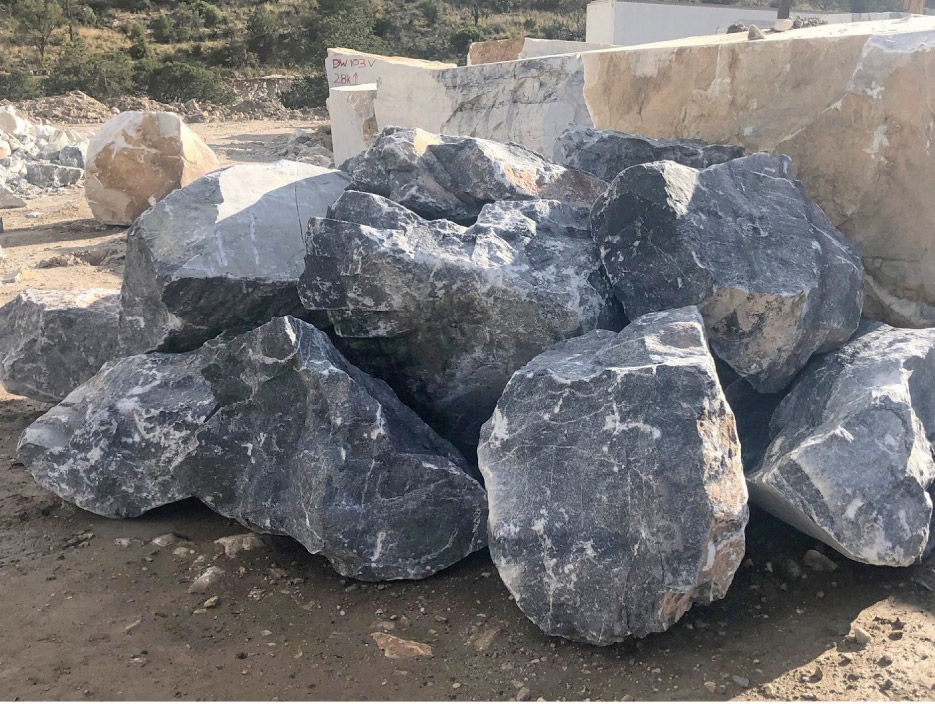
[1, 120, 934, 702]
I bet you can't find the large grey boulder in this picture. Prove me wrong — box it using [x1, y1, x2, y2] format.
[554, 125, 744, 181]
[748, 322, 935, 567]
[0, 289, 120, 403]
[591, 153, 864, 392]
[300, 190, 624, 455]
[119, 160, 350, 355]
[477, 307, 748, 644]
[344, 126, 608, 224]
[19, 316, 487, 580]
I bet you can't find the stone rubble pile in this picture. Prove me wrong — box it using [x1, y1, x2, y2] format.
[0, 105, 89, 208]
[5, 123, 935, 644]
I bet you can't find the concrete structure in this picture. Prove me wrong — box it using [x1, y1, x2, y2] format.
[468, 37, 615, 65]
[325, 48, 453, 90]
[326, 16, 935, 329]
[585, 0, 908, 46]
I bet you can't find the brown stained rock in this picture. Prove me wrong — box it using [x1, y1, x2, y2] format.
[370, 633, 434, 659]
[85, 111, 219, 226]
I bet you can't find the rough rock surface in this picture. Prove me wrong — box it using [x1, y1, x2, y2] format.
[591, 152, 863, 392]
[300, 190, 623, 455]
[553, 124, 744, 181]
[85, 111, 220, 225]
[0, 106, 89, 204]
[748, 322, 935, 567]
[343, 126, 608, 224]
[0, 289, 120, 403]
[19, 316, 487, 580]
[119, 160, 351, 355]
[477, 307, 748, 644]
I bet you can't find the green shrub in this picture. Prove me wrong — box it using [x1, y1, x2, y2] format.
[150, 14, 176, 42]
[145, 61, 234, 104]
[451, 25, 486, 55]
[279, 73, 328, 109]
[417, 0, 440, 24]
[44, 41, 134, 101]
[0, 69, 41, 101]
[245, 5, 278, 63]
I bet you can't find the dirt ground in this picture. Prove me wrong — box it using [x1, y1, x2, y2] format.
[1, 120, 934, 702]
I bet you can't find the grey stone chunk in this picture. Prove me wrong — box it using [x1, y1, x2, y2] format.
[25, 163, 83, 188]
[17, 352, 214, 516]
[299, 190, 624, 456]
[19, 316, 487, 580]
[477, 306, 748, 644]
[0, 289, 120, 403]
[56, 144, 86, 169]
[344, 126, 608, 224]
[0, 183, 26, 209]
[554, 124, 744, 181]
[591, 152, 864, 392]
[118, 160, 351, 355]
[749, 322, 935, 567]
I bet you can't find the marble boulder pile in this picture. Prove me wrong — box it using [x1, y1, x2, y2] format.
[8, 124, 935, 643]
[19, 316, 487, 580]
[0, 105, 89, 208]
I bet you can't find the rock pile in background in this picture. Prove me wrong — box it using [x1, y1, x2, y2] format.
[6, 123, 935, 642]
[85, 111, 220, 225]
[478, 307, 748, 644]
[0, 105, 89, 208]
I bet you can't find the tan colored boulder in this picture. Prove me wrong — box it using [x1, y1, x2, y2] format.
[85, 111, 219, 225]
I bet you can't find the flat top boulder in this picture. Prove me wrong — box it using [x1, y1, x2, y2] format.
[591, 152, 863, 392]
[554, 124, 744, 181]
[119, 160, 351, 355]
[85, 111, 220, 226]
[478, 307, 748, 644]
[344, 126, 608, 224]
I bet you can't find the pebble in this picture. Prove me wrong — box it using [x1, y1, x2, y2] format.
[188, 566, 225, 594]
[732, 675, 750, 688]
[703, 681, 717, 693]
[878, 654, 894, 667]
[215, 533, 264, 558]
[451, 682, 462, 690]
[853, 626, 872, 645]
[803, 549, 838, 572]
[516, 686, 531, 701]
[203, 596, 219, 608]
[151, 533, 177, 547]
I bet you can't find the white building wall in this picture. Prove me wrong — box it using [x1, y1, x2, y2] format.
[586, 0, 909, 46]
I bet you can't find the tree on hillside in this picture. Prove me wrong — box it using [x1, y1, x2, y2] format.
[14, 0, 65, 62]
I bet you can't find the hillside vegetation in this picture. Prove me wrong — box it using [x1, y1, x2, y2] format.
[0, 0, 906, 108]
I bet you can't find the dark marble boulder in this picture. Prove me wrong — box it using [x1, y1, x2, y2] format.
[554, 124, 744, 181]
[118, 161, 350, 355]
[343, 126, 608, 224]
[723, 379, 785, 473]
[748, 322, 935, 567]
[0, 289, 120, 403]
[591, 153, 864, 392]
[300, 190, 624, 456]
[18, 316, 487, 580]
[477, 307, 748, 644]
